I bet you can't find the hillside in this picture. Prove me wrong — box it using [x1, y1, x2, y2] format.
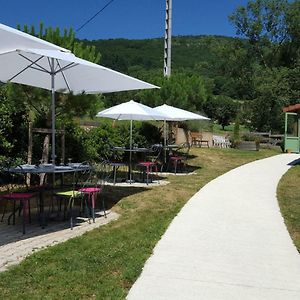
[82, 35, 241, 77]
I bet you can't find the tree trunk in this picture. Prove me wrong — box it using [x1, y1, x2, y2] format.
[183, 127, 190, 145]
[40, 134, 50, 185]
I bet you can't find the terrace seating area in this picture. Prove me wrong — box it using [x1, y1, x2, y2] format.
[0, 145, 197, 236]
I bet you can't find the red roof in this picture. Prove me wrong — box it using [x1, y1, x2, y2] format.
[283, 103, 300, 112]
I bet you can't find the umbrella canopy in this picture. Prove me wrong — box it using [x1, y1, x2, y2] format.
[153, 104, 210, 121]
[0, 48, 158, 94]
[96, 100, 165, 120]
[0, 23, 68, 53]
[0, 46, 158, 164]
[153, 104, 210, 163]
[96, 100, 165, 182]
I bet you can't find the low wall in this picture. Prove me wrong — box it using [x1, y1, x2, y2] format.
[237, 141, 259, 151]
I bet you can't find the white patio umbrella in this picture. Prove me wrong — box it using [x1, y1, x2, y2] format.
[153, 104, 210, 162]
[0, 23, 68, 52]
[153, 104, 210, 122]
[96, 100, 166, 182]
[0, 47, 158, 164]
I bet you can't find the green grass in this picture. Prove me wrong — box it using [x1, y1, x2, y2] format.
[0, 148, 280, 299]
[277, 165, 300, 252]
[212, 123, 249, 135]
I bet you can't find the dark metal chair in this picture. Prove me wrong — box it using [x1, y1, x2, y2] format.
[137, 144, 163, 184]
[167, 142, 191, 174]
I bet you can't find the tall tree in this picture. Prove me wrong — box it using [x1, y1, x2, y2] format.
[0, 85, 28, 159]
[229, 0, 290, 68]
[229, 0, 300, 132]
[204, 95, 239, 130]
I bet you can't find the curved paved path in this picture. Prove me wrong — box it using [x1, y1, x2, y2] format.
[128, 154, 300, 300]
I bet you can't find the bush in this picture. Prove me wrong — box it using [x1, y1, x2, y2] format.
[61, 121, 162, 163]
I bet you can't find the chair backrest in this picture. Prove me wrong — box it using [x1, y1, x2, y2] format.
[149, 144, 163, 163]
[190, 132, 202, 140]
[109, 146, 125, 163]
[83, 161, 111, 190]
[176, 142, 191, 156]
[212, 135, 227, 147]
[0, 162, 31, 193]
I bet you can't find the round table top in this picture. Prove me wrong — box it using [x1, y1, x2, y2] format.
[112, 147, 154, 153]
[8, 164, 90, 174]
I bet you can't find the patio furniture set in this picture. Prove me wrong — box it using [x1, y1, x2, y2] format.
[0, 142, 192, 234]
[0, 24, 209, 235]
[0, 162, 96, 233]
[212, 135, 231, 148]
[110, 142, 191, 184]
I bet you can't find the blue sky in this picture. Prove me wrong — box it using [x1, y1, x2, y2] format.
[1, 0, 249, 40]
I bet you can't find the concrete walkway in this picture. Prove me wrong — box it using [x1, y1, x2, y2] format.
[127, 154, 300, 300]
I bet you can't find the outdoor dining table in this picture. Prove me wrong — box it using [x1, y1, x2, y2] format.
[8, 163, 91, 228]
[164, 144, 179, 150]
[162, 144, 179, 162]
[112, 146, 154, 182]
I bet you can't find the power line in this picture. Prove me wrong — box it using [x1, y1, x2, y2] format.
[76, 0, 116, 33]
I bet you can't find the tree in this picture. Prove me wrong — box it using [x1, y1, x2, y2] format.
[102, 70, 209, 116]
[249, 67, 292, 132]
[0, 85, 28, 160]
[204, 95, 239, 130]
[229, 0, 290, 68]
[208, 38, 255, 100]
[229, 0, 300, 132]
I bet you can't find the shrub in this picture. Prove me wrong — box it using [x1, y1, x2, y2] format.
[61, 121, 162, 163]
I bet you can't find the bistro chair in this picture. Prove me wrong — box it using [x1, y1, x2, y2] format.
[167, 142, 191, 174]
[55, 163, 91, 229]
[137, 144, 163, 184]
[0, 165, 38, 234]
[107, 148, 127, 185]
[79, 161, 110, 221]
[55, 161, 109, 229]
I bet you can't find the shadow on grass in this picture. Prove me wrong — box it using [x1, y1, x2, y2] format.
[0, 184, 148, 248]
[163, 162, 202, 174]
[100, 185, 149, 210]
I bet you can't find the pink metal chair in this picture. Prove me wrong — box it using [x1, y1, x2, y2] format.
[168, 142, 191, 174]
[137, 145, 163, 184]
[1, 167, 37, 234]
[55, 162, 108, 229]
[79, 162, 108, 221]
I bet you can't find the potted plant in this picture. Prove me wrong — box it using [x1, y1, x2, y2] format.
[236, 134, 259, 151]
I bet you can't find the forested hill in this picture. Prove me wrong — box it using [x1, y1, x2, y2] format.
[82, 35, 241, 76]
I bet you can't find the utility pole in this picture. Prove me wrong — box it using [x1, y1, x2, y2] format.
[164, 0, 172, 77]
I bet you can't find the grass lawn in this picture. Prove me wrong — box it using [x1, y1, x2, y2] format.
[0, 147, 280, 299]
[212, 123, 249, 135]
[277, 165, 300, 252]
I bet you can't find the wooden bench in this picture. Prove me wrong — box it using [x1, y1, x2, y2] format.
[190, 132, 209, 148]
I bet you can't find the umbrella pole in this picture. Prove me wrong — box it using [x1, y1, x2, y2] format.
[129, 119, 133, 183]
[51, 58, 56, 165]
[164, 119, 167, 164]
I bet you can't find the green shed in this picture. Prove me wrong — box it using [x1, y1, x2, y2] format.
[283, 104, 300, 153]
